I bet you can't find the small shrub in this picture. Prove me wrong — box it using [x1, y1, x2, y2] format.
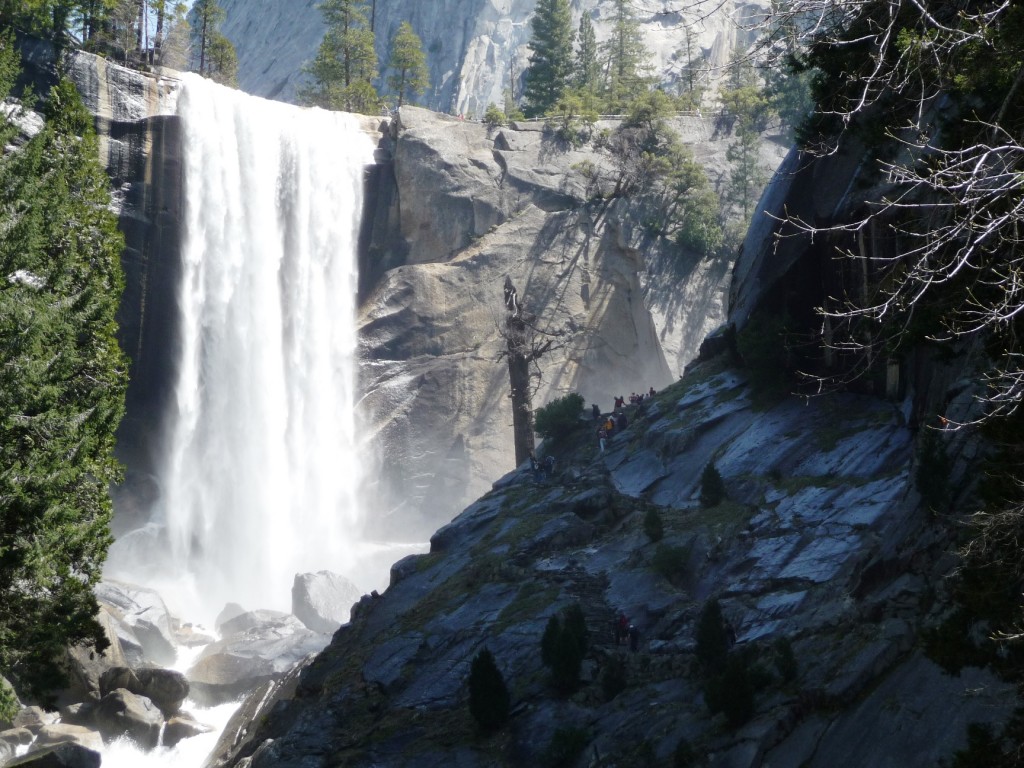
[483, 103, 506, 127]
[773, 636, 798, 683]
[600, 654, 627, 701]
[673, 738, 696, 767]
[952, 723, 999, 768]
[544, 726, 589, 768]
[652, 543, 688, 585]
[702, 652, 755, 726]
[468, 647, 511, 731]
[694, 599, 729, 674]
[643, 508, 664, 542]
[700, 461, 725, 507]
[736, 310, 793, 398]
[541, 604, 587, 693]
[534, 393, 586, 441]
[916, 427, 951, 512]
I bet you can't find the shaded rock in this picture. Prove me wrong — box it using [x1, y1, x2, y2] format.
[94, 581, 178, 667]
[99, 666, 189, 716]
[218, 610, 296, 638]
[0, 727, 33, 747]
[61, 606, 129, 704]
[291, 571, 361, 633]
[91, 689, 163, 749]
[7, 743, 101, 768]
[33, 724, 103, 753]
[162, 712, 214, 748]
[56, 704, 93, 728]
[13, 707, 57, 730]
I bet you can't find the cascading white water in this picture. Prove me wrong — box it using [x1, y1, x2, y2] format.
[152, 73, 375, 622]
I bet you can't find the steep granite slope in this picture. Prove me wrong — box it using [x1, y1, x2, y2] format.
[210, 360, 1014, 767]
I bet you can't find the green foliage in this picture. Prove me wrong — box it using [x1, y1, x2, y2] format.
[916, 428, 951, 513]
[600, 653, 627, 701]
[534, 392, 585, 441]
[600, 0, 651, 112]
[773, 636, 798, 683]
[695, 599, 729, 674]
[642, 507, 664, 542]
[189, 0, 237, 85]
[736, 311, 793, 398]
[300, 0, 379, 113]
[483, 103, 506, 127]
[951, 723, 998, 768]
[543, 726, 589, 768]
[651, 543, 688, 585]
[467, 647, 511, 731]
[673, 739, 697, 767]
[523, 0, 574, 117]
[574, 13, 600, 96]
[545, 91, 598, 147]
[0, 29, 19, 102]
[0, 76, 127, 704]
[700, 462, 725, 508]
[541, 603, 587, 692]
[0, 679, 17, 725]
[702, 652, 756, 726]
[387, 21, 429, 107]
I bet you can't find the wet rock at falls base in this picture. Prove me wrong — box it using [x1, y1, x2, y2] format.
[98, 667, 189, 717]
[92, 688, 163, 749]
[60, 608, 129, 705]
[94, 582, 178, 667]
[6, 742, 101, 768]
[291, 571, 361, 633]
[162, 711, 215, 748]
[215, 603, 248, 634]
[31, 724, 103, 754]
[187, 613, 328, 707]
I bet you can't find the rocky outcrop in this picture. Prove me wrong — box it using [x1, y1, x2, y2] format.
[220, 0, 766, 116]
[217, 360, 1016, 767]
[359, 106, 787, 539]
[291, 572, 362, 633]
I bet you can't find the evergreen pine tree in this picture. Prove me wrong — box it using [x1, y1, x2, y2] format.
[522, 0, 574, 117]
[301, 0, 379, 113]
[600, 0, 651, 112]
[0, 75, 127, 712]
[387, 21, 429, 107]
[468, 647, 511, 731]
[188, 0, 233, 79]
[574, 12, 600, 97]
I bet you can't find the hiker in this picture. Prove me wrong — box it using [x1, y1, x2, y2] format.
[529, 453, 543, 483]
[616, 613, 629, 645]
[604, 416, 615, 434]
[628, 624, 640, 653]
[648, 386, 656, 397]
[592, 403, 601, 420]
[598, 427, 607, 453]
[616, 411, 628, 432]
[544, 454, 556, 480]
[629, 392, 637, 405]
[614, 395, 625, 410]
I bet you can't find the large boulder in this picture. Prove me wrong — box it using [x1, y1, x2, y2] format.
[6, 743, 101, 768]
[162, 712, 214, 748]
[94, 582, 178, 666]
[291, 571, 361, 633]
[61, 607, 129, 704]
[98, 666, 189, 716]
[91, 689, 163, 749]
[187, 614, 327, 707]
[32, 724, 103, 753]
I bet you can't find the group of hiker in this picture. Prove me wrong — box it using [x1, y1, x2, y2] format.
[529, 453, 556, 484]
[613, 612, 640, 652]
[594, 387, 656, 453]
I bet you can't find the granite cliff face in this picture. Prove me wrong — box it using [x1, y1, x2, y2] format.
[220, 0, 764, 115]
[357, 106, 786, 539]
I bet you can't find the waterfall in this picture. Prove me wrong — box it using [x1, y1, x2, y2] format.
[149, 74, 374, 622]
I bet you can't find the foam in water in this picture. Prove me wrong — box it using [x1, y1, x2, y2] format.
[113, 74, 376, 623]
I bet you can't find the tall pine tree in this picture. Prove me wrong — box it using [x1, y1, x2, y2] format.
[386, 21, 428, 107]
[601, 0, 651, 112]
[574, 12, 600, 97]
[522, 0, 574, 117]
[301, 0, 379, 113]
[0, 70, 127, 714]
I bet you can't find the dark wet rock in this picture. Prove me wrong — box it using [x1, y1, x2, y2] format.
[7, 743, 101, 768]
[163, 712, 215, 748]
[91, 689, 163, 749]
[99, 666, 189, 716]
